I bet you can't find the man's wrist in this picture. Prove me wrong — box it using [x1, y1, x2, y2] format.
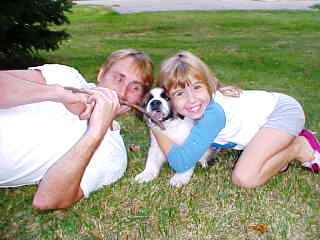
[49, 84, 65, 103]
[86, 120, 112, 140]
[84, 128, 105, 147]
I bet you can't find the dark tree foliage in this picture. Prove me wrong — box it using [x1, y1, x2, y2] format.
[0, 0, 73, 69]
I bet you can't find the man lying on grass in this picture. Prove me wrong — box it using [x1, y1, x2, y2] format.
[0, 49, 153, 210]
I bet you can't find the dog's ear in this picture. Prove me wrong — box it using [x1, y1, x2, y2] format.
[142, 92, 151, 108]
[134, 92, 151, 121]
[164, 96, 180, 120]
[172, 110, 184, 120]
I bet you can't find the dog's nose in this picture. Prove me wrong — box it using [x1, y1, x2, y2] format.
[150, 100, 162, 111]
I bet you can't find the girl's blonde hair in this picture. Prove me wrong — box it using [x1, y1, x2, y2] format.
[98, 49, 154, 93]
[158, 51, 239, 97]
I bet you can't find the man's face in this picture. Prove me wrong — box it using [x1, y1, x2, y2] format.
[97, 57, 145, 114]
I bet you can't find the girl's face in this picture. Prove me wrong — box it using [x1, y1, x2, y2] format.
[169, 78, 211, 120]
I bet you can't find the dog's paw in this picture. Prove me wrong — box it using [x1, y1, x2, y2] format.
[169, 173, 192, 188]
[134, 170, 158, 183]
[199, 159, 208, 168]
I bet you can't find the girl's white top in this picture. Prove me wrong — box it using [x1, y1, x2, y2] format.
[213, 90, 279, 149]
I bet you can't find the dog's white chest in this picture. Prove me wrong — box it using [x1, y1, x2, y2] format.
[151, 117, 194, 145]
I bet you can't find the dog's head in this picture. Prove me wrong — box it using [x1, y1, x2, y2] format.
[143, 87, 173, 122]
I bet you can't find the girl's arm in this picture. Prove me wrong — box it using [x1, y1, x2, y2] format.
[151, 101, 226, 173]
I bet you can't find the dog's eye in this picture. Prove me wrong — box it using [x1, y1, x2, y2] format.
[160, 92, 170, 101]
[146, 96, 152, 102]
[144, 95, 153, 105]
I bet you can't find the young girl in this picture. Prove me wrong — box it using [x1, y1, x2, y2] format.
[150, 51, 320, 188]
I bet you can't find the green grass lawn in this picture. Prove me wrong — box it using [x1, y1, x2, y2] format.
[1, 6, 320, 239]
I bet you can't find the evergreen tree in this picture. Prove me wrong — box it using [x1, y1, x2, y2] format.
[0, 0, 72, 68]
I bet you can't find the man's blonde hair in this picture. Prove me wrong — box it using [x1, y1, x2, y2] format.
[98, 49, 154, 93]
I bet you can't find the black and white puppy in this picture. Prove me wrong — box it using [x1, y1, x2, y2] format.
[134, 88, 212, 187]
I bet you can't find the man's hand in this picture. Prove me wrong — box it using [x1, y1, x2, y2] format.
[56, 85, 94, 119]
[57, 86, 121, 136]
[84, 87, 120, 138]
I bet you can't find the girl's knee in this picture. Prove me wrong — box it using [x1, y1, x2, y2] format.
[231, 170, 261, 189]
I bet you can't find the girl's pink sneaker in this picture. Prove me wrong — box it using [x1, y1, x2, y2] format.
[299, 129, 320, 173]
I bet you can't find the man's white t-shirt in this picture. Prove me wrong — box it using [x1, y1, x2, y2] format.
[0, 64, 127, 197]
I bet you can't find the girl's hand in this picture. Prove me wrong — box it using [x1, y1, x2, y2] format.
[219, 86, 242, 97]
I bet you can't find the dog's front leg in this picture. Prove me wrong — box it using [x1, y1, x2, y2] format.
[198, 149, 212, 168]
[169, 167, 195, 187]
[134, 140, 166, 183]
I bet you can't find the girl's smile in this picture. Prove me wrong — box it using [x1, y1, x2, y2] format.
[169, 78, 211, 120]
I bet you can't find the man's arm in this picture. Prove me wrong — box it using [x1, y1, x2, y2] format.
[32, 88, 120, 210]
[0, 70, 63, 108]
[32, 129, 102, 209]
[0, 70, 91, 117]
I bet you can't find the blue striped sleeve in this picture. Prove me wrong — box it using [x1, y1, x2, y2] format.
[167, 101, 226, 173]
